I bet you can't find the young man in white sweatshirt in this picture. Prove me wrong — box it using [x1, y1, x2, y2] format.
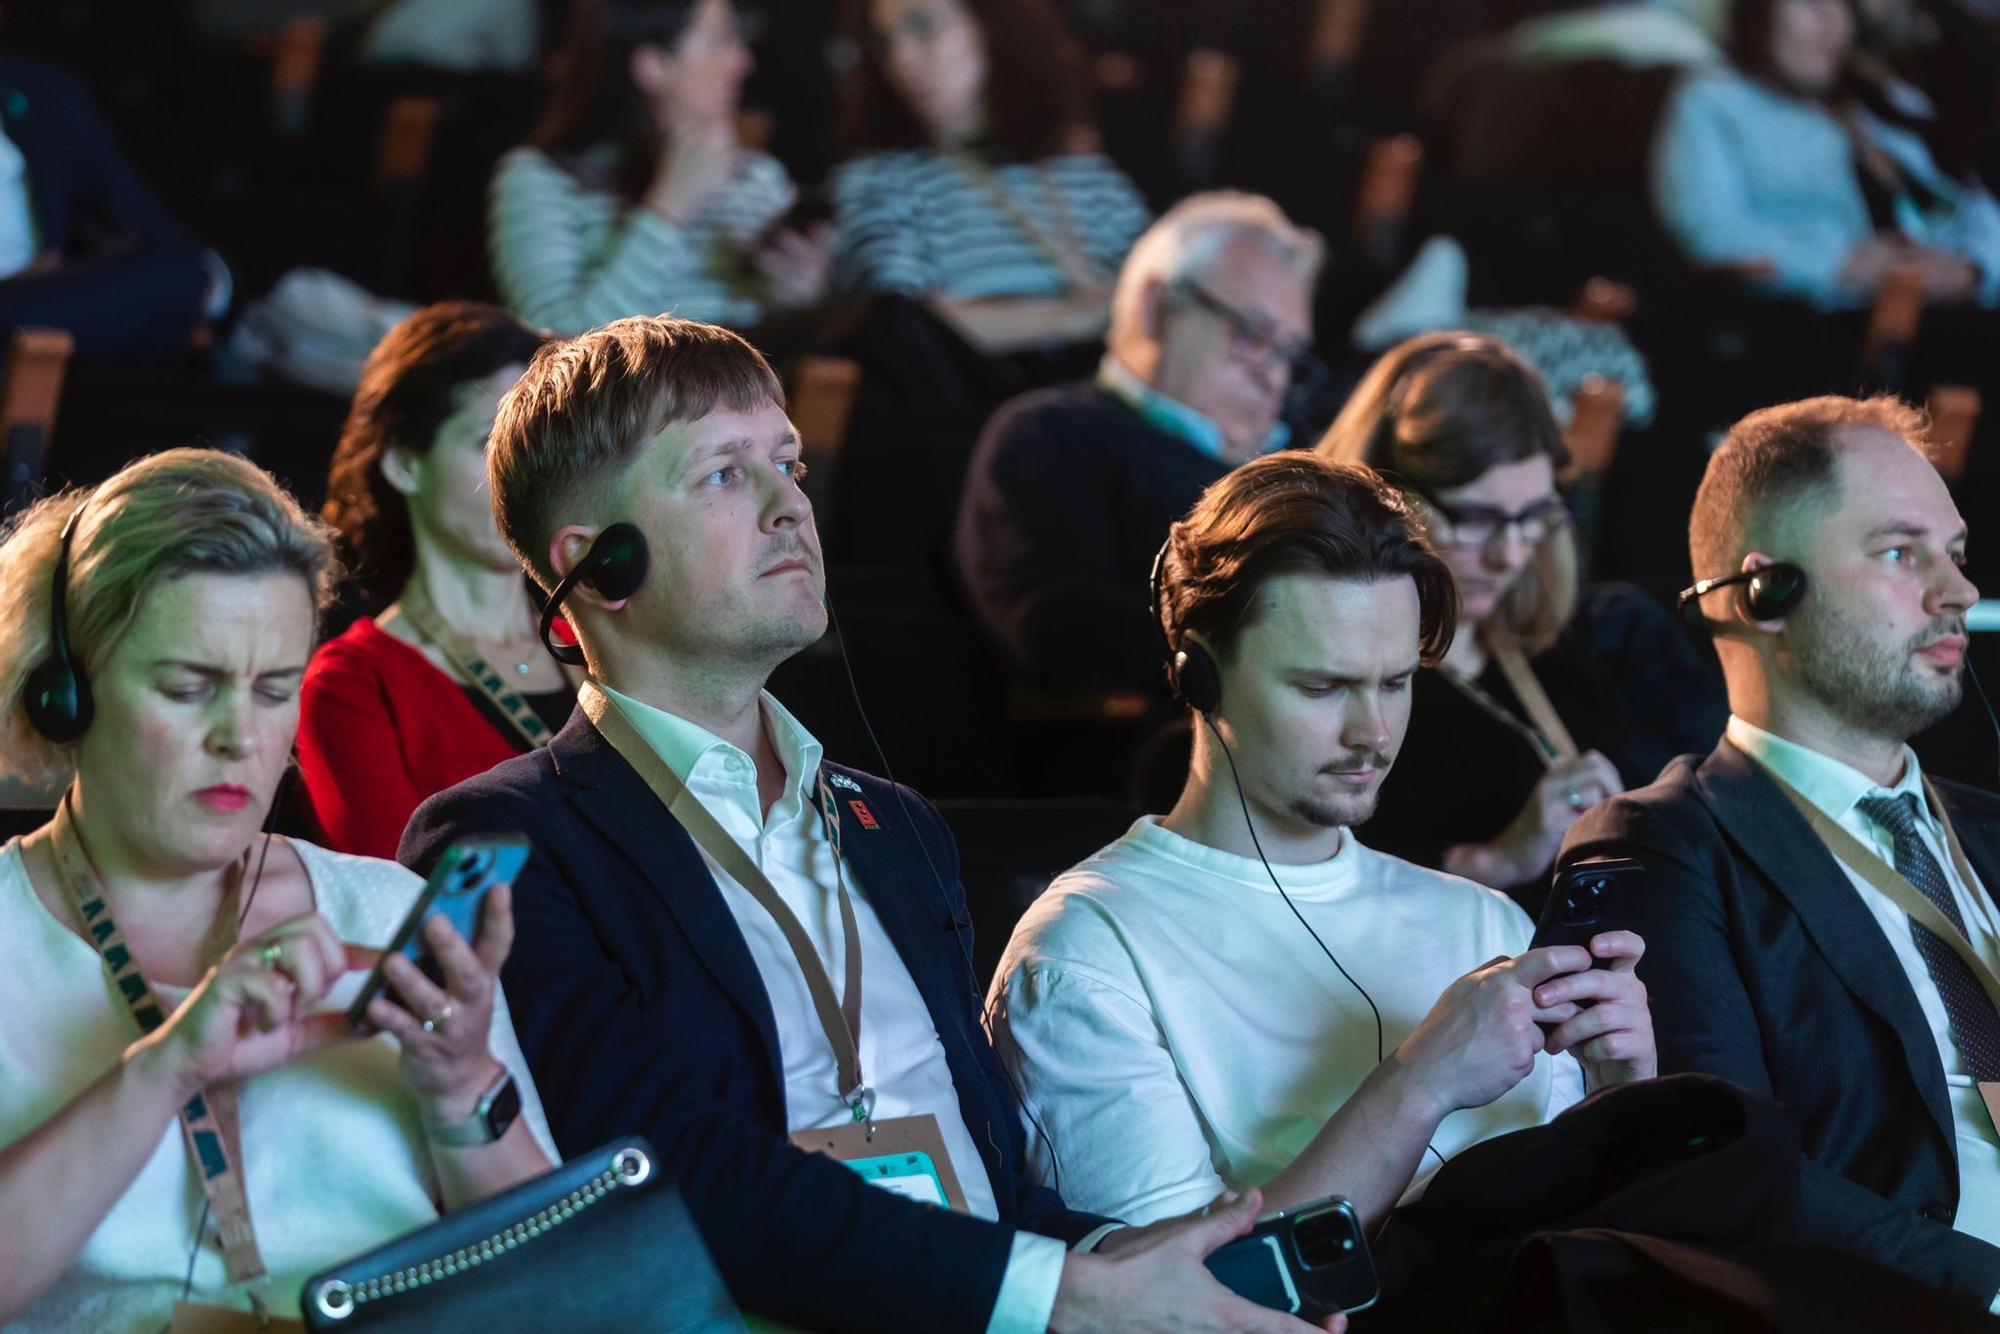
[987, 453, 1657, 1231]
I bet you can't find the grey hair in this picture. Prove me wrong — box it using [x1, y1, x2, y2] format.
[0, 448, 341, 783]
[1109, 191, 1325, 342]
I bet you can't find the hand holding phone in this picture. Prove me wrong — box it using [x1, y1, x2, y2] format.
[348, 835, 531, 1032]
[1205, 1196, 1378, 1320]
[1529, 857, 1656, 1085]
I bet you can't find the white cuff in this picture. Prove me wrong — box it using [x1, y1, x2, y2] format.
[1074, 1223, 1124, 1253]
[984, 1231, 1069, 1334]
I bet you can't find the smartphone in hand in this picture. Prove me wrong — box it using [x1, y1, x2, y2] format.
[347, 834, 532, 1031]
[1206, 1196, 1379, 1320]
[1533, 856, 1644, 961]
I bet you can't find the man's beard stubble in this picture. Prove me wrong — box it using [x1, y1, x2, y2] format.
[1791, 599, 1965, 741]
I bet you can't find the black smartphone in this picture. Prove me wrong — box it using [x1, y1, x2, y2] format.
[1206, 1195, 1379, 1320]
[1533, 855, 1645, 961]
[347, 834, 532, 1031]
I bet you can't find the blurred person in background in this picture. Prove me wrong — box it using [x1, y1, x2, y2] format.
[1652, 0, 2000, 310]
[954, 191, 1321, 704]
[832, 0, 1152, 355]
[302, 303, 572, 861]
[489, 0, 830, 336]
[0, 51, 229, 360]
[1318, 333, 1724, 918]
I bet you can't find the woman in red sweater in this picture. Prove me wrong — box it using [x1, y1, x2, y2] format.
[301, 303, 575, 858]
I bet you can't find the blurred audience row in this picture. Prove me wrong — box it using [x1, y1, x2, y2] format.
[0, 0, 1994, 832]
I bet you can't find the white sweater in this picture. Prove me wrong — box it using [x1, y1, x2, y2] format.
[0, 838, 556, 1333]
[988, 817, 1584, 1226]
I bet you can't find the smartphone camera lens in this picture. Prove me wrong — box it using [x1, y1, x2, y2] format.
[1293, 1211, 1357, 1269]
[450, 850, 493, 895]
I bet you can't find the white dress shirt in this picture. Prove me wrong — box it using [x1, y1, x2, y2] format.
[594, 683, 1067, 1334]
[989, 816, 1586, 1226]
[1727, 717, 2000, 1260]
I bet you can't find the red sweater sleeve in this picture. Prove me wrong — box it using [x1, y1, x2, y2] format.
[298, 628, 431, 862]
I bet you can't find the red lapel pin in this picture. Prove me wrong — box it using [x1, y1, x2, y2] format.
[848, 799, 880, 830]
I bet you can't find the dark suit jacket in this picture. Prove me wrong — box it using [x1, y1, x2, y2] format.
[1558, 738, 2000, 1310]
[399, 710, 1105, 1333]
[0, 55, 209, 358]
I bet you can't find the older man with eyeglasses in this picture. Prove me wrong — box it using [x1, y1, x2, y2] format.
[953, 191, 1326, 712]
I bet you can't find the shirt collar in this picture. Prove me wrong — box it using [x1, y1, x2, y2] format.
[1124, 814, 1363, 900]
[592, 679, 825, 823]
[1724, 715, 1926, 824]
[1096, 354, 1290, 462]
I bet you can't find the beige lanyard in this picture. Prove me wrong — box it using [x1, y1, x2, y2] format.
[948, 154, 1107, 293]
[397, 583, 560, 751]
[1770, 770, 2000, 1016]
[48, 797, 274, 1314]
[580, 683, 874, 1117]
[1483, 627, 1581, 764]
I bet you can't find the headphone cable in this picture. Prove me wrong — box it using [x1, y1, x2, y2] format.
[1967, 658, 2000, 791]
[1202, 712, 1447, 1170]
[824, 592, 1070, 1194]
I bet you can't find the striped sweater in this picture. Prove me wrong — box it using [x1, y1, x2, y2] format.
[488, 144, 795, 335]
[832, 149, 1151, 300]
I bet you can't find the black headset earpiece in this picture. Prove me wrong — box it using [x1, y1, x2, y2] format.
[1677, 562, 1810, 629]
[26, 502, 94, 744]
[1149, 535, 1224, 715]
[538, 522, 651, 667]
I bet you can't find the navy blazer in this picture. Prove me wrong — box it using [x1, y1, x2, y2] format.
[0, 55, 208, 358]
[400, 709, 1105, 1333]
[1558, 739, 2000, 1310]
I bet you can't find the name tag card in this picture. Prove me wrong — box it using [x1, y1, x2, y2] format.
[791, 1113, 968, 1213]
[169, 1302, 305, 1333]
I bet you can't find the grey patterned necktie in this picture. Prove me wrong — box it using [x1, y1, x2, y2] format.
[1857, 792, 2000, 1081]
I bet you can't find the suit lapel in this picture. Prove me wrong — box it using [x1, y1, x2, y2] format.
[1694, 741, 1955, 1148]
[819, 764, 1009, 1162]
[549, 715, 786, 1093]
[819, 766, 959, 1009]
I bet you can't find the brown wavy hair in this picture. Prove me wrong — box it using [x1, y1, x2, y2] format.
[529, 0, 707, 200]
[1316, 332, 1577, 654]
[1158, 453, 1459, 667]
[837, 0, 1092, 162]
[323, 303, 546, 601]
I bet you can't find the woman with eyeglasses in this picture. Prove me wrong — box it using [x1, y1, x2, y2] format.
[831, 0, 1152, 356]
[1317, 333, 1725, 918]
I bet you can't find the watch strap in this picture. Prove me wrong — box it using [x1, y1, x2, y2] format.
[422, 1068, 515, 1147]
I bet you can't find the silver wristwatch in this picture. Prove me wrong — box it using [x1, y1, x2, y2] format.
[422, 1068, 521, 1147]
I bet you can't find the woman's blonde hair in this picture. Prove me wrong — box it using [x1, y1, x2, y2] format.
[1316, 332, 1578, 654]
[0, 448, 341, 782]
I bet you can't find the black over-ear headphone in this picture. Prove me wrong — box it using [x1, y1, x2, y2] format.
[538, 522, 651, 667]
[1149, 535, 1222, 714]
[27, 502, 95, 744]
[1677, 561, 1810, 629]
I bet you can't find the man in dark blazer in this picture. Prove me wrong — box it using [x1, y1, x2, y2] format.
[1558, 393, 2000, 1314]
[0, 54, 220, 359]
[400, 316, 1339, 1334]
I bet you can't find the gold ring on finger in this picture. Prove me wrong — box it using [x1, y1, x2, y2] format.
[420, 1002, 455, 1035]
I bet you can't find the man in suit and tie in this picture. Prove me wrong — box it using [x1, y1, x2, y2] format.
[1559, 393, 2000, 1313]
[399, 315, 1340, 1334]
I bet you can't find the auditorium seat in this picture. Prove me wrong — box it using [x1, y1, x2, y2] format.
[937, 798, 1140, 985]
